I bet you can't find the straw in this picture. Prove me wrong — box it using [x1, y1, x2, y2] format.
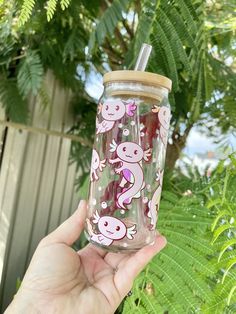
[134, 43, 152, 71]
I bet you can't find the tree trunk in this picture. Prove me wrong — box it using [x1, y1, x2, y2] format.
[165, 126, 193, 170]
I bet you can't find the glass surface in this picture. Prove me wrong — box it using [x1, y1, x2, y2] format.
[85, 81, 170, 252]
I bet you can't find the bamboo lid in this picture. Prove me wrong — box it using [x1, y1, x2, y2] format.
[103, 70, 172, 91]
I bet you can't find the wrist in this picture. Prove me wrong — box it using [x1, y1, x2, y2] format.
[5, 289, 40, 314]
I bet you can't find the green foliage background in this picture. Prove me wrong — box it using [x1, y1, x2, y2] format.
[0, 0, 236, 312]
[120, 155, 236, 313]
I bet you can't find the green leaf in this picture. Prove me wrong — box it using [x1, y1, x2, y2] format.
[212, 223, 235, 244]
[206, 198, 221, 209]
[46, 0, 58, 21]
[222, 257, 236, 283]
[152, 21, 179, 90]
[60, 0, 71, 10]
[123, 187, 215, 313]
[177, 0, 198, 34]
[0, 79, 28, 123]
[89, 0, 130, 51]
[18, 0, 36, 25]
[132, 0, 159, 62]
[218, 239, 236, 262]
[211, 209, 230, 232]
[227, 285, 236, 306]
[17, 50, 44, 97]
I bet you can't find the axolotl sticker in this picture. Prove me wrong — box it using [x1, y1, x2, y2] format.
[86, 210, 137, 246]
[147, 169, 164, 230]
[90, 149, 106, 182]
[109, 140, 151, 209]
[96, 100, 137, 134]
[152, 106, 171, 146]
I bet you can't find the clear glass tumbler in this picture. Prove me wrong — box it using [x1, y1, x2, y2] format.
[85, 70, 172, 252]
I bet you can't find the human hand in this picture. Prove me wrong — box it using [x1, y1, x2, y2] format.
[5, 200, 167, 314]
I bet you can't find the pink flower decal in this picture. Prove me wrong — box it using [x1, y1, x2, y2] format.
[125, 101, 137, 117]
[86, 211, 137, 246]
[90, 149, 106, 182]
[96, 100, 137, 134]
[109, 140, 151, 209]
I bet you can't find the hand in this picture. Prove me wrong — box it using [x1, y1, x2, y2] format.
[6, 201, 166, 314]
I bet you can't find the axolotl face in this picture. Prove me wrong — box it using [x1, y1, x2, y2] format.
[91, 149, 100, 170]
[98, 216, 127, 240]
[159, 107, 171, 130]
[117, 142, 144, 163]
[102, 100, 126, 121]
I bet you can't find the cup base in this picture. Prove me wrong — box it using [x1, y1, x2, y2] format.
[84, 231, 156, 253]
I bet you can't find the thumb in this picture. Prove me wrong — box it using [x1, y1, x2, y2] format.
[43, 200, 87, 246]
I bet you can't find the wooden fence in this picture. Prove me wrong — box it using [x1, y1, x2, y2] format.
[0, 72, 82, 311]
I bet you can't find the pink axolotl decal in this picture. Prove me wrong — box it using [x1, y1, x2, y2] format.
[86, 210, 137, 246]
[152, 106, 171, 146]
[90, 149, 106, 182]
[147, 169, 164, 230]
[109, 139, 152, 209]
[96, 100, 137, 134]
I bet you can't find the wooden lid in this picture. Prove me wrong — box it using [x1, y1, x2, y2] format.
[103, 70, 172, 91]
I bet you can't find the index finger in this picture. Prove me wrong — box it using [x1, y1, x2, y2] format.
[42, 200, 87, 246]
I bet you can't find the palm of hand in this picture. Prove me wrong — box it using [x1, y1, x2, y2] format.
[21, 242, 133, 314]
[7, 201, 166, 314]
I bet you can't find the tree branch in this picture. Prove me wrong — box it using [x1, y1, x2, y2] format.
[103, 38, 122, 61]
[122, 20, 134, 38]
[114, 27, 128, 53]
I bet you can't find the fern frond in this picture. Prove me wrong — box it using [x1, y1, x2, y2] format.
[60, 0, 70, 10]
[228, 285, 236, 306]
[131, 0, 159, 65]
[177, 0, 198, 34]
[17, 50, 43, 97]
[123, 190, 215, 313]
[152, 21, 179, 90]
[18, 0, 35, 25]
[157, 8, 191, 73]
[203, 274, 236, 313]
[63, 28, 86, 61]
[168, 5, 196, 49]
[38, 83, 51, 112]
[89, 0, 131, 51]
[0, 78, 28, 123]
[218, 239, 236, 262]
[46, 0, 58, 21]
[205, 155, 236, 312]
[212, 223, 235, 244]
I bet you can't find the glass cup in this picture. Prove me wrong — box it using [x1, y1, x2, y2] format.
[85, 70, 172, 252]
